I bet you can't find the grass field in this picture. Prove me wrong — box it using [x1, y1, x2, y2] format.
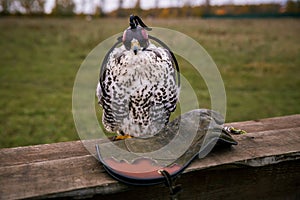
[0, 17, 299, 148]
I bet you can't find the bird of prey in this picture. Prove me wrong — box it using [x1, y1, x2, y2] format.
[96, 15, 180, 139]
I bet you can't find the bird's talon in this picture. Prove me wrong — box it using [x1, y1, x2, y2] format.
[113, 135, 133, 141]
[230, 126, 247, 134]
[223, 126, 247, 135]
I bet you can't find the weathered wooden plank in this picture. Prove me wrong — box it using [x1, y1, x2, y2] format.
[0, 141, 88, 167]
[1, 114, 299, 167]
[188, 127, 300, 172]
[0, 114, 299, 199]
[226, 114, 300, 133]
[93, 160, 300, 200]
[0, 155, 125, 200]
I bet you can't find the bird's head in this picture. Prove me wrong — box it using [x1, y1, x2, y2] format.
[122, 15, 151, 55]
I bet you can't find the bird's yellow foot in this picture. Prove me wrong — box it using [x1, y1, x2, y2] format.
[223, 126, 247, 135]
[113, 135, 133, 141]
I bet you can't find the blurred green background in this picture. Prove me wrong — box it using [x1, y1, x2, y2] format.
[0, 17, 299, 148]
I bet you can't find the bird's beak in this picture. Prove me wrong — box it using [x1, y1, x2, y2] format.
[133, 46, 138, 55]
[131, 39, 140, 55]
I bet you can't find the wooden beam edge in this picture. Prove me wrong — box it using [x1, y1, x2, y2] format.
[37, 151, 300, 199]
[32, 127, 300, 199]
[1, 114, 300, 199]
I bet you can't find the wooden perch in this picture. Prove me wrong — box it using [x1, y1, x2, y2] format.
[0, 114, 300, 199]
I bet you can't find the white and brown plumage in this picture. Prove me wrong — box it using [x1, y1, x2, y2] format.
[96, 15, 179, 138]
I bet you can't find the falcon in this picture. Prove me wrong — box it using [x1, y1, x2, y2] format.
[96, 15, 180, 139]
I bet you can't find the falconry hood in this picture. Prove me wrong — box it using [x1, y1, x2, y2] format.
[122, 15, 152, 55]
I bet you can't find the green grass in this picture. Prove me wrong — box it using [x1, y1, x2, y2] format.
[0, 17, 299, 148]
